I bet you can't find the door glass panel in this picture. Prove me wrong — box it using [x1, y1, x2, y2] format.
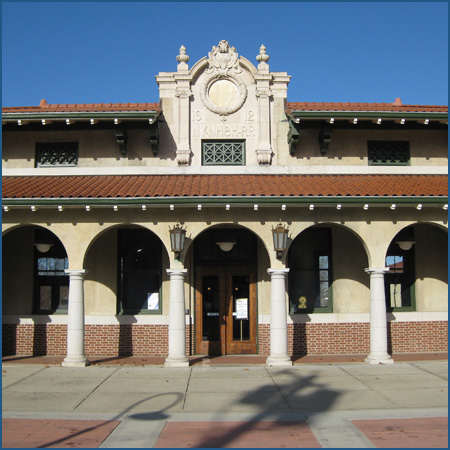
[202, 276, 220, 341]
[232, 276, 250, 341]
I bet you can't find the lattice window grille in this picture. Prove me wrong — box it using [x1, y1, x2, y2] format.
[368, 141, 410, 165]
[36, 142, 78, 167]
[203, 141, 245, 165]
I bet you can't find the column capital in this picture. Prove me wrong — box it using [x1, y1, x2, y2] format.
[64, 269, 88, 278]
[267, 268, 290, 277]
[365, 267, 390, 275]
[166, 268, 188, 277]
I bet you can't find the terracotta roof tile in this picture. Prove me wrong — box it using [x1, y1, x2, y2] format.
[286, 102, 448, 114]
[2, 102, 160, 114]
[2, 175, 447, 200]
[3, 101, 447, 115]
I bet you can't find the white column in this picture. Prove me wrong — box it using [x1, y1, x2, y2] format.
[165, 269, 189, 367]
[62, 269, 89, 367]
[266, 268, 292, 366]
[365, 267, 394, 364]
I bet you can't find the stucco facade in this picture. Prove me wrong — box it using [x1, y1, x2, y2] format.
[2, 41, 448, 366]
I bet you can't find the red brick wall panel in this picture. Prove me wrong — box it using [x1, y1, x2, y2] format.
[3, 321, 448, 357]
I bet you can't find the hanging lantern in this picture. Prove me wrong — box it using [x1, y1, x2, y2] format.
[169, 223, 186, 260]
[272, 222, 288, 259]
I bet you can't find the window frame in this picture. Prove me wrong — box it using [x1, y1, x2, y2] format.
[288, 228, 333, 314]
[117, 228, 163, 315]
[367, 140, 410, 166]
[34, 242, 69, 314]
[202, 140, 246, 166]
[35, 141, 79, 167]
[384, 246, 416, 312]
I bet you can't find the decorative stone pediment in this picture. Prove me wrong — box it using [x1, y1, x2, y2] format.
[156, 40, 290, 166]
[199, 40, 247, 116]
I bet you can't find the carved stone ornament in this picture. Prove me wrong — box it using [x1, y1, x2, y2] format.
[176, 149, 192, 165]
[199, 40, 247, 116]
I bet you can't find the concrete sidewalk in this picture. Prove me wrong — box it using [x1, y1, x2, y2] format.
[2, 360, 448, 448]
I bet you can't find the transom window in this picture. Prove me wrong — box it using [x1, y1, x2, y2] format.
[368, 141, 410, 165]
[36, 142, 78, 167]
[202, 140, 245, 165]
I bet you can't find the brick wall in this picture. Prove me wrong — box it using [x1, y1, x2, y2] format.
[258, 321, 448, 356]
[3, 321, 448, 357]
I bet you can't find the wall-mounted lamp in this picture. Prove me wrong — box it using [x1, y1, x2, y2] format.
[169, 222, 186, 260]
[272, 222, 289, 260]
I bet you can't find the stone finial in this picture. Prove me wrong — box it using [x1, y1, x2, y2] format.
[39, 98, 48, 107]
[177, 45, 190, 64]
[256, 44, 270, 63]
[256, 44, 270, 73]
[393, 97, 403, 106]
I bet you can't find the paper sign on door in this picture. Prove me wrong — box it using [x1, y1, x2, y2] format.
[235, 298, 248, 320]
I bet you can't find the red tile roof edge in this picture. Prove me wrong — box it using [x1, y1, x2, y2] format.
[3, 101, 447, 114]
[286, 102, 448, 113]
[2, 102, 161, 113]
[2, 174, 448, 199]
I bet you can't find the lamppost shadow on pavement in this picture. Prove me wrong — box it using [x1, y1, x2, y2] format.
[35, 392, 184, 448]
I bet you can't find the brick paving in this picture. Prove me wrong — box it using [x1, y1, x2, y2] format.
[352, 417, 448, 448]
[2, 417, 448, 448]
[1, 418, 121, 448]
[153, 420, 321, 448]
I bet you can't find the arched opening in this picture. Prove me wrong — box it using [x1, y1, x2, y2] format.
[287, 224, 370, 356]
[2, 225, 69, 356]
[385, 224, 448, 312]
[190, 225, 267, 356]
[83, 225, 168, 316]
[3, 225, 69, 316]
[82, 225, 169, 357]
[288, 224, 369, 315]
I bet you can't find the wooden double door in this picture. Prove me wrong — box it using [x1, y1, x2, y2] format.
[195, 266, 257, 355]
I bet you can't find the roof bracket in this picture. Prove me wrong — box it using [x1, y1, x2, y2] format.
[115, 128, 127, 156]
[319, 127, 332, 155]
[288, 119, 300, 155]
[149, 122, 159, 156]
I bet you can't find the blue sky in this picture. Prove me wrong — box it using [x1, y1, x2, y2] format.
[2, 2, 448, 107]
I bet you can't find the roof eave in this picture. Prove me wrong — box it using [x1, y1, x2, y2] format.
[2, 196, 448, 208]
[2, 110, 161, 121]
[287, 110, 448, 120]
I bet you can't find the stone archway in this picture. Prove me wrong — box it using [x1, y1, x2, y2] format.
[2, 225, 69, 356]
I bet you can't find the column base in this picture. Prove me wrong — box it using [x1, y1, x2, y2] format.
[266, 355, 293, 367]
[365, 354, 394, 365]
[62, 357, 89, 367]
[164, 357, 190, 368]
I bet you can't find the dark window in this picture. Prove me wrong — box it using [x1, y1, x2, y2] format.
[202, 140, 245, 165]
[118, 229, 162, 314]
[368, 141, 410, 165]
[288, 228, 333, 313]
[36, 142, 78, 167]
[385, 245, 415, 311]
[34, 231, 69, 314]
